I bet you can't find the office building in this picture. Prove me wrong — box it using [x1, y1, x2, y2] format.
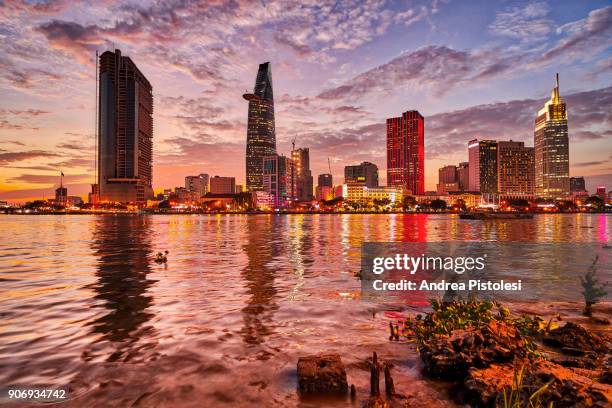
[344, 162, 379, 188]
[210, 176, 236, 194]
[244, 62, 276, 191]
[263, 154, 294, 207]
[596, 186, 606, 202]
[318, 173, 333, 188]
[292, 147, 313, 201]
[570, 177, 586, 193]
[497, 141, 535, 199]
[185, 174, 209, 199]
[98, 49, 153, 203]
[437, 165, 460, 194]
[468, 139, 498, 195]
[457, 162, 469, 191]
[386, 110, 424, 194]
[534, 74, 569, 199]
[55, 186, 67, 206]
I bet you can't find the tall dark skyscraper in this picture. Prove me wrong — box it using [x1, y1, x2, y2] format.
[244, 62, 276, 191]
[98, 49, 153, 203]
[386, 110, 424, 195]
[534, 74, 569, 199]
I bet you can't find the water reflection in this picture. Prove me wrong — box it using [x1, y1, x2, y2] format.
[87, 216, 156, 361]
[239, 216, 280, 346]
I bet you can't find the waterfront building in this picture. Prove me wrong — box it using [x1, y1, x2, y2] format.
[386, 110, 425, 195]
[457, 162, 469, 191]
[55, 186, 67, 206]
[344, 162, 379, 187]
[67, 196, 83, 206]
[185, 174, 209, 199]
[596, 186, 606, 202]
[98, 49, 153, 203]
[174, 187, 191, 202]
[263, 154, 294, 207]
[252, 191, 274, 210]
[497, 141, 535, 199]
[292, 147, 313, 201]
[448, 191, 482, 208]
[315, 186, 335, 201]
[244, 62, 276, 191]
[570, 177, 586, 193]
[210, 176, 236, 194]
[342, 184, 403, 204]
[468, 139, 498, 196]
[437, 165, 460, 194]
[534, 74, 569, 199]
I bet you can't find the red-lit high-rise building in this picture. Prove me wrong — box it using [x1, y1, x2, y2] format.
[386, 110, 424, 195]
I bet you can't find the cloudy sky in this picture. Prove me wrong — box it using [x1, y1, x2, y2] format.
[0, 0, 610, 202]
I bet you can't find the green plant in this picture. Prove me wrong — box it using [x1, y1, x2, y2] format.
[400, 299, 545, 357]
[500, 365, 553, 408]
[579, 256, 608, 316]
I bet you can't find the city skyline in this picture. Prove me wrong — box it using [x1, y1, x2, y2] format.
[0, 1, 611, 203]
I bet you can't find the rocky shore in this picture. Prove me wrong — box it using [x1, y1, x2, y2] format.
[298, 300, 611, 407]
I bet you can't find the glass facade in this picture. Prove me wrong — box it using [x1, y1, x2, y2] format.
[244, 62, 276, 191]
[98, 49, 153, 203]
[386, 110, 424, 195]
[534, 74, 569, 199]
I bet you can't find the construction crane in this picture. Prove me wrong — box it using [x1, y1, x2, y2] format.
[291, 136, 296, 153]
[328, 157, 332, 175]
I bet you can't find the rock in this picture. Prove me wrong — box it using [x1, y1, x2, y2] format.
[466, 359, 612, 407]
[464, 363, 515, 405]
[419, 320, 527, 379]
[543, 322, 609, 355]
[362, 396, 389, 408]
[297, 353, 348, 395]
[601, 368, 612, 385]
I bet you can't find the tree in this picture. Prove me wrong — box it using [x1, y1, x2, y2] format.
[430, 199, 447, 211]
[580, 256, 608, 316]
[453, 198, 467, 211]
[403, 196, 417, 211]
[585, 196, 604, 210]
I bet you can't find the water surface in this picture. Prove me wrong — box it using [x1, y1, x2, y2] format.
[0, 214, 609, 407]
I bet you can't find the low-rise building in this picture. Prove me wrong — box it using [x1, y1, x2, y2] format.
[342, 184, 403, 204]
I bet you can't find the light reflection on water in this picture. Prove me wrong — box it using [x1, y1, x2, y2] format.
[0, 214, 609, 407]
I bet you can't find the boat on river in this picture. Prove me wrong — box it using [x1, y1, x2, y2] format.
[459, 211, 534, 220]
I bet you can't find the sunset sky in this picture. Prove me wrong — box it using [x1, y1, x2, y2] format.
[0, 0, 610, 202]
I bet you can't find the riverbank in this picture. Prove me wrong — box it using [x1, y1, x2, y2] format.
[2, 209, 610, 215]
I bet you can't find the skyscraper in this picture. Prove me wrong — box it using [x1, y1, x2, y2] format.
[534, 74, 569, 199]
[98, 49, 153, 203]
[263, 154, 294, 207]
[386, 110, 424, 195]
[344, 162, 379, 188]
[497, 141, 534, 199]
[468, 139, 498, 195]
[244, 62, 276, 192]
[318, 173, 333, 188]
[291, 147, 313, 201]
